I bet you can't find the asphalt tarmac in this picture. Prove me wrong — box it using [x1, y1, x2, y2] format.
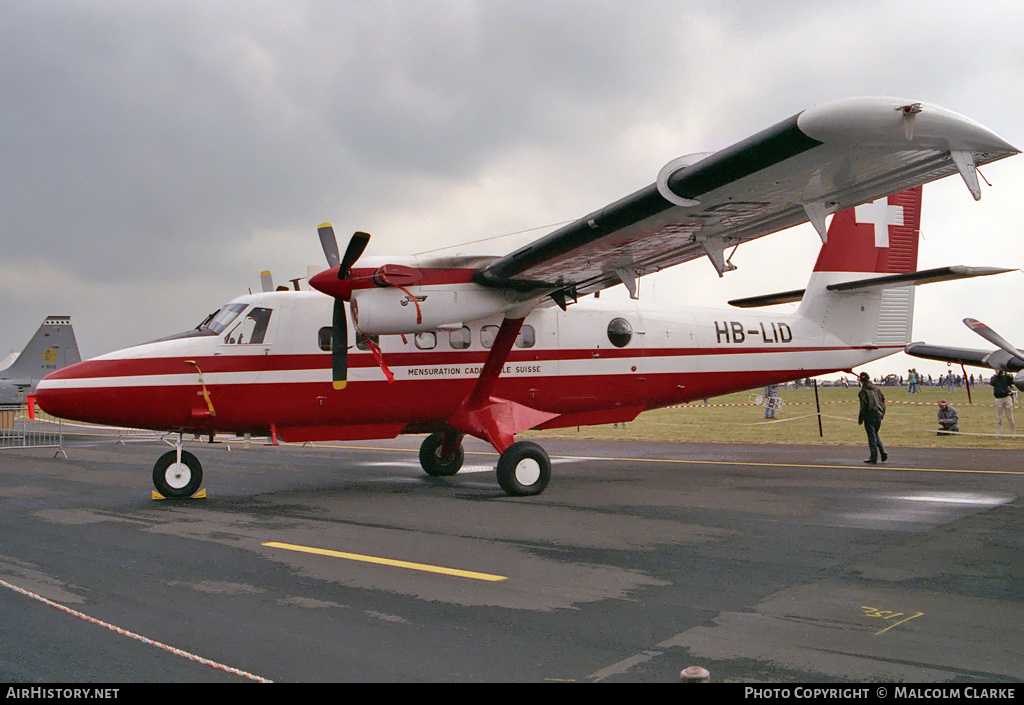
[0, 433, 1020, 683]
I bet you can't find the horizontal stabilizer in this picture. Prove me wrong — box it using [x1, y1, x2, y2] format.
[730, 265, 1012, 308]
[729, 289, 806, 308]
[826, 265, 1013, 294]
[905, 343, 1023, 372]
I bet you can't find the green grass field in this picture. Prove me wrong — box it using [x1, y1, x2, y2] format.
[524, 384, 1024, 449]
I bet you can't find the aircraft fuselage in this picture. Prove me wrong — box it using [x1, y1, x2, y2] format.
[36, 290, 892, 441]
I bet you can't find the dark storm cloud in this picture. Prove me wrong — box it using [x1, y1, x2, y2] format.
[1, 2, 690, 283]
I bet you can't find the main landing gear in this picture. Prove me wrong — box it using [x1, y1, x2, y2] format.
[419, 432, 464, 477]
[152, 435, 204, 498]
[495, 441, 551, 497]
[415, 316, 557, 497]
[418, 433, 552, 497]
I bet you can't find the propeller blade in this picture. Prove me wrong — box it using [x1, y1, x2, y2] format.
[318, 223, 341, 269]
[339, 231, 371, 275]
[964, 317, 1024, 360]
[260, 270, 274, 293]
[332, 300, 348, 390]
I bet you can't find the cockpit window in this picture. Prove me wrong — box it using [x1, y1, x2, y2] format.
[223, 307, 272, 345]
[198, 303, 247, 335]
[148, 302, 250, 345]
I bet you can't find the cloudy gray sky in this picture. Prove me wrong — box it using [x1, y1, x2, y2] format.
[2, 0, 1022, 380]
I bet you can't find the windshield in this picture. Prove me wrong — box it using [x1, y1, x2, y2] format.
[198, 303, 248, 334]
[144, 302, 250, 345]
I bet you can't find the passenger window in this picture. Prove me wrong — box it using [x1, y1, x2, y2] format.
[607, 318, 632, 348]
[318, 327, 332, 352]
[449, 326, 471, 350]
[414, 332, 436, 350]
[516, 325, 535, 349]
[356, 331, 380, 351]
[481, 325, 499, 349]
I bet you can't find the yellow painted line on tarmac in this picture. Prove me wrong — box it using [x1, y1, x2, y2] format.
[304, 444, 1024, 476]
[550, 454, 1024, 476]
[262, 541, 507, 582]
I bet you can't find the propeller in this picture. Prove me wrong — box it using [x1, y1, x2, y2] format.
[311, 225, 371, 389]
[963, 317, 1024, 361]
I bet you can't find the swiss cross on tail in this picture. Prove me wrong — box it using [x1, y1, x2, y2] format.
[812, 186, 922, 275]
[854, 198, 904, 248]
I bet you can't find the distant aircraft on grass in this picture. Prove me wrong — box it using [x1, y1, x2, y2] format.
[907, 317, 1024, 390]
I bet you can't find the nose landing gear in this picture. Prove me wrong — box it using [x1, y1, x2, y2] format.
[152, 435, 204, 498]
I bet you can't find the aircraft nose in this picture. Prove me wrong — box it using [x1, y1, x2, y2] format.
[32, 359, 88, 417]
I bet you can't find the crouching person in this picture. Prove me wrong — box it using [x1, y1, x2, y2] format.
[937, 400, 959, 436]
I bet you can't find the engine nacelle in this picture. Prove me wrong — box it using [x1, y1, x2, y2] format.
[351, 282, 521, 335]
[1013, 371, 1024, 393]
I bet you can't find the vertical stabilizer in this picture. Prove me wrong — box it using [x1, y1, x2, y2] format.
[1, 316, 81, 386]
[810, 186, 921, 275]
[798, 187, 923, 346]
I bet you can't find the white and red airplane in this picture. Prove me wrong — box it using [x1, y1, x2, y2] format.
[34, 97, 1018, 497]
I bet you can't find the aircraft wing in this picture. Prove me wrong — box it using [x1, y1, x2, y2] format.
[474, 97, 1018, 299]
[905, 343, 1024, 372]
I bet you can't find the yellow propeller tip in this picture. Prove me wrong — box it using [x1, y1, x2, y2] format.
[332, 381, 347, 390]
[318, 222, 333, 230]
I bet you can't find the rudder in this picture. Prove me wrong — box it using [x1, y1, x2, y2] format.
[811, 185, 922, 275]
[799, 187, 924, 347]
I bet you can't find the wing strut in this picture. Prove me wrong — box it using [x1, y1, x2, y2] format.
[445, 316, 558, 453]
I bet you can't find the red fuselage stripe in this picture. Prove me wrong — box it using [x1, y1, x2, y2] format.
[43, 345, 890, 380]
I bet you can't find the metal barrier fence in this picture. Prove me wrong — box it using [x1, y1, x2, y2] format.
[0, 404, 64, 453]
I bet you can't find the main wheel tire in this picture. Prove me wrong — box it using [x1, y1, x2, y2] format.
[419, 432, 464, 477]
[153, 450, 203, 498]
[496, 441, 551, 496]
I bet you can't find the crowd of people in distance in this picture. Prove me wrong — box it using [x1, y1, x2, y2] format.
[770, 370, 1018, 464]
[850, 370, 1017, 463]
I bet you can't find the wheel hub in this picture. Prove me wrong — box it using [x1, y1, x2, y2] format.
[165, 463, 192, 490]
[514, 458, 541, 486]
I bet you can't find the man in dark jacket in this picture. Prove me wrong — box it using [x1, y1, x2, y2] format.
[991, 371, 1016, 435]
[858, 372, 887, 463]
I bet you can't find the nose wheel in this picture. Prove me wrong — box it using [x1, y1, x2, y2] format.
[153, 449, 204, 498]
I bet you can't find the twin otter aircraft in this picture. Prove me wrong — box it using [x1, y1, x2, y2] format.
[35, 97, 1018, 497]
